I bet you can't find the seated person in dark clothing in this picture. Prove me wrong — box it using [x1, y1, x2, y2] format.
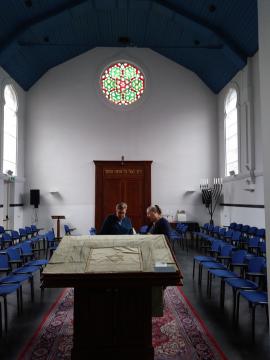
[99, 202, 133, 235]
[147, 205, 171, 238]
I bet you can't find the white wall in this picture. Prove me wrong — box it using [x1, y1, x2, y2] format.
[25, 47, 218, 235]
[218, 53, 265, 228]
[0, 67, 26, 230]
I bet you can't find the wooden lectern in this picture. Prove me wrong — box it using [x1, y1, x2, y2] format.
[51, 215, 65, 238]
[42, 234, 183, 360]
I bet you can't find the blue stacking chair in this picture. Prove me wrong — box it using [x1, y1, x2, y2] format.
[225, 277, 258, 320]
[7, 247, 23, 269]
[193, 239, 223, 280]
[46, 231, 59, 259]
[259, 241, 266, 257]
[0, 233, 13, 249]
[64, 224, 76, 235]
[169, 229, 180, 251]
[138, 225, 148, 234]
[89, 227, 96, 235]
[245, 257, 266, 287]
[30, 225, 46, 250]
[207, 268, 238, 306]
[0, 283, 21, 336]
[18, 228, 28, 242]
[247, 237, 260, 254]
[247, 227, 258, 237]
[0, 254, 10, 275]
[256, 228, 265, 239]
[10, 230, 21, 245]
[229, 249, 248, 276]
[236, 290, 268, 341]
[229, 222, 237, 230]
[229, 231, 242, 247]
[20, 241, 34, 263]
[0, 226, 5, 235]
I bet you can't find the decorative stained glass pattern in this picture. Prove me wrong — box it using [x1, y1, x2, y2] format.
[100, 62, 145, 105]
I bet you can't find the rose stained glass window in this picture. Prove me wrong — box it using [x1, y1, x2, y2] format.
[100, 62, 145, 105]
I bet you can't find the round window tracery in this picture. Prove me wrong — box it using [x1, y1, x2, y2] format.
[100, 62, 145, 106]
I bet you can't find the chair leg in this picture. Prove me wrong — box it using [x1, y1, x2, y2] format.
[4, 296, 8, 334]
[192, 259, 195, 279]
[0, 301, 2, 338]
[232, 288, 237, 321]
[236, 292, 241, 328]
[266, 305, 269, 326]
[16, 288, 20, 316]
[251, 304, 256, 342]
[20, 286, 23, 313]
[29, 277, 34, 302]
[220, 279, 225, 308]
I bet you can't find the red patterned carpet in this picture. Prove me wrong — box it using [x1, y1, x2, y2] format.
[18, 287, 227, 360]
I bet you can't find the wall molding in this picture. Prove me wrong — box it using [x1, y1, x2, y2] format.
[220, 203, 264, 209]
[222, 170, 263, 183]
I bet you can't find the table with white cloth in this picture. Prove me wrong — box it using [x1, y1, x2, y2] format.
[42, 234, 183, 360]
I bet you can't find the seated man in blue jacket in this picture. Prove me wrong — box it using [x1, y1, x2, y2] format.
[99, 202, 133, 235]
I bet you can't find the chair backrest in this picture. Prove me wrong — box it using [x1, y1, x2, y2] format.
[2, 233, 12, 240]
[225, 229, 233, 238]
[231, 249, 247, 264]
[20, 241, 33, 254]
[19, 228, 27, 236]
[64, 225, 71, 235]
[31, 225, 37, 231]
[11, 230, 20, 239]
[231, 231, 241, 242]
[229, 222, 237, 230]
[256, 228, 265, 239]
[219, 228, 226, 237]
[213, 226, 220, 234]
[259, 241, 266, 254]
[211, 239, 223, 252]
[7, 247, 21, 261]
[25, 226, 33, 235]
[241, 225, 250, 233]
[0, 254, 10, 270]
[247, 256, 266, 273]
[89, 227, 96, 235]
[208, 224, 214, 233]
[138, 225, 148, 234]
[235, 224, 243, 231]
[248, 236, 260, 247]
[248, 227, 258, 236]
[0, 226, 5, 234]
[220, 244, 234, 257]
[46, 230, 55, 242]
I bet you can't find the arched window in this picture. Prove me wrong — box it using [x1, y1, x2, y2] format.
[3, 84, 18, 176]
[100, 62, 145, 106]
[224, 88, 239, 176]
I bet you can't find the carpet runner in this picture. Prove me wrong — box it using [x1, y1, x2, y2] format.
[18, 287, 227, 359]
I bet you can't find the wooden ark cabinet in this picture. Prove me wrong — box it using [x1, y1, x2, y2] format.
[94, 161, 152, 231]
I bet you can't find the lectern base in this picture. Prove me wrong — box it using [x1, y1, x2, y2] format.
[72, 286, 154, 360]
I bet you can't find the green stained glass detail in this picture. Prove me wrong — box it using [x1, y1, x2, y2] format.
[124, 89, 136, 102]
[100, 61, 145, 105]
[124, 66, 136, 80]
[131, 79, 143, 91]
[110, 90, 121, 103]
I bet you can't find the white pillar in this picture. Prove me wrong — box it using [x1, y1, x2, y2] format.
[258, 0, 270, 315]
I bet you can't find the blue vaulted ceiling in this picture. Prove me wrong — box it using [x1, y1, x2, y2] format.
[0, 0, 258, 93]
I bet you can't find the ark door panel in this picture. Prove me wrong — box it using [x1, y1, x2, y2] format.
[123, 178, 144, 231]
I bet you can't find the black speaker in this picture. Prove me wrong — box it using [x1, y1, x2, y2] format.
[30, 189, 40, 208]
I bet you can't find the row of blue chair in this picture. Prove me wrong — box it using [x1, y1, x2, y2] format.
[0, 225, 46, 250]
[0, 241, 48, 336]
[193, 239, 268, 341]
